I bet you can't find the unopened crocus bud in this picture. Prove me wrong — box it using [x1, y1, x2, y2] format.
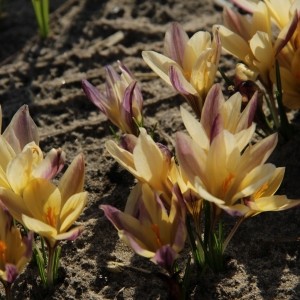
[82, 61, 143, 135]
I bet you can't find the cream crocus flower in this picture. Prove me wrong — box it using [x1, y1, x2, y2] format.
[0, 105, 65, 201]
[176, 129, 300, 217]
[82, 61, 143, 135]
[101, 183, 186, 272]
[0, 142, 65, 222]
[180, 83, 257, 151]
[217, 2, 274, 85]
[106, 128, 175, 202]
[142, 22, 221, 117]
[0, 204, 32, 286]
[0, 154, 87, 248]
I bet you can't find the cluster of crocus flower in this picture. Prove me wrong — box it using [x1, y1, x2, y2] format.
[0, 105, 87, 290]
[82, 61, 143, 135]
[103, 78, 300, 274]
[217, 0, 300, 110]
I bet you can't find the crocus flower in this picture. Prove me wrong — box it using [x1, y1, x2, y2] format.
[0, 142, 65, 222]
[0, 203, 32, 287]
[106, 128, 175, 203]
[0, 154, 87, 248]
[82, 61, 143, 135]
[142, 22, 221, 117]
[217, 2, 274, 85]
[101, 183, 186, 273]
[176, 129, 300, 217]
[180, 83, 257, 151]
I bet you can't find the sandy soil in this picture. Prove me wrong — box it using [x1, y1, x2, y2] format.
[0, 0, 299, 299]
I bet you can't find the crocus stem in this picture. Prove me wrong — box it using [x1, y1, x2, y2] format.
[275, 60, 291, 139]
[47, 246, 56, 286]
[223, 217, 244, 252]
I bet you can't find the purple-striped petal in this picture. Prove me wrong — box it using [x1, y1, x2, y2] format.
[201, 83, 224, 136]
[81, 79, 107, 113]
[122, 81, 137, 133]
[151, 245, 177, 272]
[33, 148, 65, 179]
[3, 105, 39, 153]
[164, 22, 189, 66]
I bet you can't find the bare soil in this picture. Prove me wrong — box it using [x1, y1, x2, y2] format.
[0, 0, 299, 299]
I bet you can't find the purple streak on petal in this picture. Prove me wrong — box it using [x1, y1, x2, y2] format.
[164, 22, 188, 66]
[120, 134, 137, 153]
[34, 148, 66, 180]
[3, 105, 39, 153]
[201, 83, 223, 137]
[156, 143, 172, 165]
[101, 205, 124, 230]
[275, 12, 298, 56]
[66, 227, 83, 241]
[169, 65, 202, 116]
[118, 61, 134, 78]
[122, 81, 137, 133]
[81, 79, 107, 113]
[169, 66, 189, 95]
[210, 114, 223, 144]
[5, 264, 18, 283]
[151, 245, 177, 272]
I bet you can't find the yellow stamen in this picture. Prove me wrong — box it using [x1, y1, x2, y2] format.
[253, 183, 269, 200]
[151, 224, 162, 247]
[0, 240, 7, 262]
[222, 173, 235, 195]
[45, 207, 56, 227]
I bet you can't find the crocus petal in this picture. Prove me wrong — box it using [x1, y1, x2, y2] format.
[249, 31, 274, 72]
[101, 204, 156, 254]
[3, 105, 39, 153]
[5, 264, 18, 284]
[249, 195, 300, 212]
[236, 164, 278, 200]
[169, 65, 198, 96]
[274, 12, 298, 56]
[180, 106, 209, 150]
[55, 226, 84, 241]
[59, 192, 88, 232]
[175, 132, 207, 185]
[121, 81, 137, 133]
[81, 79, 107, 113]
[200, 83, 224, 136]
[0, 136, 16, 171]
[142, 50, 177, 85]
[151, 245, 177, 271]
[133, 128, 168, 188]
[33, 148, 65, 179]
[105, 140, 140, 179]
[0, 188, 29, 222]
[58, 153, 85, 203]
[164, 22, 189, 66]
[22, 214, 57, 238]
[236, 91, 258, 131]
[183, 31, 212, 72]
[23, 178, 61, 225]
[169, 65, 201, 116]
[217, 25, 251, 62]
[6, 148, 33, 195]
